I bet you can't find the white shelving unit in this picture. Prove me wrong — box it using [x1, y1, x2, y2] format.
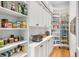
[0, 28, 27, 30]
[51, 8, 69, 47]
[0, 41, 27, 53]
[0, 1, 28, 57]
[51, 9, 61, 45]
[0, 6, 27, 18]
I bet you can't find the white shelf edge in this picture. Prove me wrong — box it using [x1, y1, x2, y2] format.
[21, 53, 28, 57]
[0, 6, 27, 18]
[11, 52, 27, 57]
[0, 41, 27, 53]
[53, 44, 69, 47]
[29, 26, 49, 28]
[0, 28, 27, 30]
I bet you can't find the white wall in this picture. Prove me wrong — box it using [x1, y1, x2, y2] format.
[28, 2, 51, 35]
[69, 1, 77, 57]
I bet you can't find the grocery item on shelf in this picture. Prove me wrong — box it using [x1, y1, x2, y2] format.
[60, 19, 64, 24]
[13, 22, 17, 28]
[1, 19, 8, 28]
[18, 45, 26, 52]
[23, 4, 28, 15]
[1, 19, 27, 28]
[53, 25, 59, 29]
[8, 35, 15, 43]
[14, 36, 19, 42]
[3, 37, 8, 45]
[0, 38, 4, 48]
[18, 3, 22, 13]
[16, 21, 21, 28]
[0, 1, 28, 15]
[11, 1, 16, 11]
[5, 22, 13, 28]
[20, 21, 27, 28]
[11, 48, 15, 54]
[1, 1, 7, 8]
[0, 44, 27, 57]
[0, 34, 25, 48]
[53, 37, 60, 44]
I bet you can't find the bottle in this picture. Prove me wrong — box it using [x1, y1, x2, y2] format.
[17, 21, 21, 28]
[18, 3, 22, 13]
[1, 19, 8, 28]
[0, 38, 4, 48]
[1, 1, 7, 8]
[20, 21, 27, 28]
[5, 22, 13, 28]
[24, 4, 28, 15]
[3, 37, 8, 45]
[8, 35, 14, 43]
[14, 36, 19, 42]
[13, 22, 17, 28]
[11, 1, 15, 11]
[20, 45, 26, 52]
[21, 4, 24, 14]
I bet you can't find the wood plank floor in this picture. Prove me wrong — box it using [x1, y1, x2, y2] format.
[50, 46, 70, 57]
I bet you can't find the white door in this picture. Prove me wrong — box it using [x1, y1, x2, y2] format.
[47, 38, 53, 56]
[34, 45, 40, 57]
[39, 41, 47, 57]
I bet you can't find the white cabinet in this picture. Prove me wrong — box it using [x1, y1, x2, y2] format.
[39, 41, 47, 57]
[28, 2, 51, 27]
[29, 41, 47, 57]
[47, 38, 53, 56]
[33, 43, 44, 57]
[29, 36, 53, 57]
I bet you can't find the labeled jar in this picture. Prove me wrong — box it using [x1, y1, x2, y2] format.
[17, 22, 21, 28]
[20, 21, 27, 28]
[0, 39, 4, 48]
[14, 36, 19, 42]
[5, 22, 13, 28]
[8, 35, 14, 43]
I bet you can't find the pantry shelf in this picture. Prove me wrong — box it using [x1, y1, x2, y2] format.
[0, 6, 27, 18]
[0, 28, 27, 30]
[0, 41, 27, 53]
[11, 52, 27, 57]
[53, 44, 69, 47]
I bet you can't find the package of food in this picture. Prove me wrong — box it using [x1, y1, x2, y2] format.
[1, 1, 7, 8]
[1, 19, 8, 28]
[20, 45, 26, 52]
[11, 1, 16, 11]
[14, 36, 19, 42]
[0, 39, 4, 48]
[13, 22, 17, 28]
[3, 37, 8, 45]
[12, 48, 15, 54]
[5, 22, 13, 28]
[20, 21, 27, 28]
[8, 35, 14, 43]
[16, 22, 21, 28]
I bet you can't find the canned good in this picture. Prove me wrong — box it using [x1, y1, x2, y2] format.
[20, 21, 27, 28]
[17, 22, 21, 28]
[8, 38, 14, 43]
[0, 39, 4, 48]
